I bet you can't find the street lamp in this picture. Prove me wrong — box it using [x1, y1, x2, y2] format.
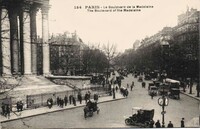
[158, 88, 169, 127]
[160, 39, 170, 82]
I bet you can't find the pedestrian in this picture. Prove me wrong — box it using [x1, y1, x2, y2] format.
[125, 89, 129, 98]
[64, 95, 68, 106]
[60, 99, 64, 108]
[167, 121, 174, 128]
[115, 85, 118, 92]
[94, 94, 98, 102]
[47, 98, 51, 109]
[19, 101, 23, 111]
[155, 120, 161, 128]
[50, 98, 53, 107]
[84, 93, 88, 104]
[113, 88, 116, 99]
[16, 101, 20, 112]
[88, 91, 91, 99]
[78, 93, 82, 104]
[69, 95, 73, 105]
[181, 118, 185, 127]
[127, 84, 129, 89]
[72, 97, 76, 106]
[142, 82, 146, 88]
[57, 96, 60, 106]
[6, 105, 10, 119]
[150, 92, 154, 99]
[130, 81, 134, 91]
[1, 102, 5, 116]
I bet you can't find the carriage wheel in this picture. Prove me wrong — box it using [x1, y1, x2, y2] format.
[90, 111, 93, 116]
[125, 118, 132, 125]
[144, 121, 150, 127]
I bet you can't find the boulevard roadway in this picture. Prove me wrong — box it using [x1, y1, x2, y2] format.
[2, 74, 200, 128]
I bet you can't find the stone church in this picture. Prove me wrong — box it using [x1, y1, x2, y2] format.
[0, 0, 50, 76]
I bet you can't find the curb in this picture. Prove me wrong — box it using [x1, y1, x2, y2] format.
[0, 97, 126, 123]
[180, 91, 200, 101]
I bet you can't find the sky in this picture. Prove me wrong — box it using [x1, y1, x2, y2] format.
[37, 0, 200, 52]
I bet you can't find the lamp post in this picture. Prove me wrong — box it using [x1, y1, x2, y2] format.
[158, 88, 169, 127]
[160, 38, 170, 82]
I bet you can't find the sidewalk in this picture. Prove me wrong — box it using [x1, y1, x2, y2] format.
[180, 83, 200, 101]
[0, 93, 125, 123]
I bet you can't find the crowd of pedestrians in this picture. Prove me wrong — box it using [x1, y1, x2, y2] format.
[151, 118, 185, 128]
[16, 101, 24, 112]
[1, 100, 24, 119]
[45, 90, 98, 110]
[1, 103, 11, 119]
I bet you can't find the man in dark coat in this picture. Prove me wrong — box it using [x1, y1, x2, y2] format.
[69, 95, 73, 105]
[167, 121, 174, 128]
[57, 97, 60, 106]
[125, 89, 129, 97]
[94, 94, 99, 102]
[155, 120, 161, 128]
[1, 102, 6, 116]
[130, 82, 134, 91]
[6, 105, 10, 119]
[19, 101, 23, 111]
[72, 96, 76, 106]
[60, 99, 64, 108]
[16, 101, 20, 112]
[142, 82, 146, 88]
[64, 95, 68, 106]
[47, 98, 51, 109]
[84, 93, 89, 104]
[181, 118, 185, 127]
[77, 93, 82, 104]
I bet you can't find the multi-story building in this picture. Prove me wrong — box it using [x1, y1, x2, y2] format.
[49, 32, 86, 75]
[173, 8, 199, 79]
[133, 8, 199, 80]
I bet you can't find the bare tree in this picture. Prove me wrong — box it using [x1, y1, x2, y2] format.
[102, 42, 118, 83]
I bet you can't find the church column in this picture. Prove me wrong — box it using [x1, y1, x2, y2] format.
[21, 6, 32, 75]
[1, 6, 11, 76]
[30, 5, 37, 74]
[42, 6, 50, 75]
[9, 8, 19, 75]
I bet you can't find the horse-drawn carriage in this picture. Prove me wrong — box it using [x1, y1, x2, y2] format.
[83, 100, 100, 118]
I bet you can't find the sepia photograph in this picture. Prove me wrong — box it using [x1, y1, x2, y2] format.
[0, 0, 199, 128]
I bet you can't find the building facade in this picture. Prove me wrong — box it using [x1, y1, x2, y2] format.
[49, 32, 86, 75]
[0, 0, 50, 76]
[133, 8, 199, 80]
[173, 8, 199, 79]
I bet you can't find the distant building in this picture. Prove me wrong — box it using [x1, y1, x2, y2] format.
[174, 8, 199, 60]
[133, 40, 140, 50]
[49, 31, 87, 75]
[138, 27, 173, 50]
[133, 8, 199, 79]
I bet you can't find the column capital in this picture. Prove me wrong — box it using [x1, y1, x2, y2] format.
[30, 3, 39, 15]
[20, 2, 31, 13]
[41, 5, 50, 14]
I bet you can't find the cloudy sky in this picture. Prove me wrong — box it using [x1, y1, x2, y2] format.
[38, 0, 200, 52]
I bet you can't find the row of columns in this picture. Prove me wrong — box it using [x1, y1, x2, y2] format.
[0, 2, 50, 76]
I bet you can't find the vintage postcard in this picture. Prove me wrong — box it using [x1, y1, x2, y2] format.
[0, 0, 199, 128]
